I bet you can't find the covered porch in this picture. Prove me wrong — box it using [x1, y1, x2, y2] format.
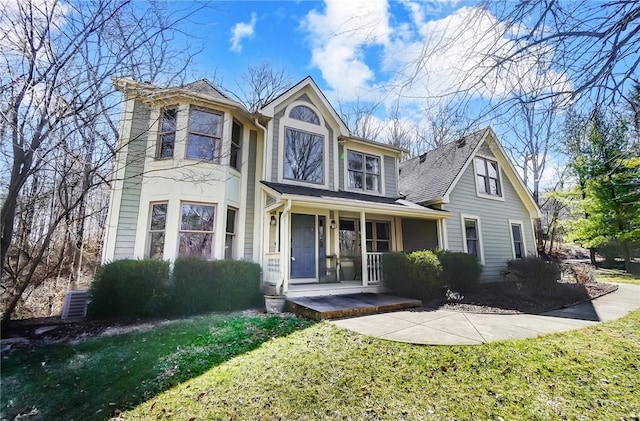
[260, 182, 450, 297]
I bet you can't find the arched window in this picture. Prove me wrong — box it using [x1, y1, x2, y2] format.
[289, 105, 320, 125]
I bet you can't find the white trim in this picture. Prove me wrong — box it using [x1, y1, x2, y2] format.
[460, 213, 485, 265]
[508, 219, 527, 259]
[472, 153, 505, 202]
[343, 148, 385, 196]
[360, 211, 368, 286]
[277, 101, 330, 189]
[441, 218, 449, 250]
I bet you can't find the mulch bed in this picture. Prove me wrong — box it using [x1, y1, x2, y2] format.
[424, 281, 618, 314]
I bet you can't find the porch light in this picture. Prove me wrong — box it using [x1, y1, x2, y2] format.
[330, 220, 337, 229]
[270, 215, 276, 226]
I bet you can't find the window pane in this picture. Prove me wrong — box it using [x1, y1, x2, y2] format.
[289, 105, 320, 124]
[488, 161, 498, 178]
[339, 220, 357, 256]
[189, 109, 222, 136]
[366, 156, 379, 174]
[187, 134, 218, 161]
[149, 232, 165, 259]
[365, 222, 373, 239]
[376, 241, 390, 252]
[284, 128, 324, 183]
[150, 203, 167, 230]
[475, 158, 486, 175]
[376, 222, 390, 240]
[348, 151, 363, 170]
[366, 174, 379, 191]
[514, 242, 523, 259]
[511, 224, 522, 242]
[366, 240, 373, 252]
[159, 133, 175, 158]
[230, 121, 242, 170]
[465, 219, 477, 240]
[225, 234, 234, 260]
[348, 170, 363, 189]
[476, 175, 488, 193]
[467, 240, 478, 257]
[161, 108, 177, 132]
[489, 178, 500, 195]
[181, 204, 215, 231]
[179, 233, 212, 258]
[226, 208, 236, 233]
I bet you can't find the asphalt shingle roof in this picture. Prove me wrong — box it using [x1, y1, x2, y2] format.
[261, 181, 405, 206]
[398, 128, 489, 204]
[181, 79, 230, 100]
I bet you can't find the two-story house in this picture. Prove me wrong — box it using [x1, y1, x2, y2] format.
[102, 76, 540, 298]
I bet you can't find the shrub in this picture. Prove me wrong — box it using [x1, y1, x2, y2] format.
[383, 250, 442, 301]
[436, 249, 482, 293]
[504, 256, 561, 296]
[89, 259, 170, 319]
[567, 262, 596, 284]
[171, 258, 262, 315]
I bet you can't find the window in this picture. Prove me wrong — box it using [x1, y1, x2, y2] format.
[463, 218, 480, 260]
[475, 157, 501, 196]
[366, 221, 391, 252]
[339, 220, 358, 256]
[348, 151, 380, 192]
[148, 203, 167, 258]
[224, 208, 237, 259]
[284, 128, 324, 183]
[179, 203, 215, 258]
[230, 120, 242, 170]
[157, 108, 177, 158]
[511, 222, 525, 258]
[187, 108, 223, 161]
[290, 105, 320, 124]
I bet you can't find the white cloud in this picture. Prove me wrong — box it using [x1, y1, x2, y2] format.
[230, 12, 257, 53]
[302, 0, 391, 101]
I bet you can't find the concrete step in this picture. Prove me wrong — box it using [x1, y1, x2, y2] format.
[286, 293, 422, 320]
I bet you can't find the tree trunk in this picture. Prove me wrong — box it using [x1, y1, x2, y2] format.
[589, 248, 597, 265]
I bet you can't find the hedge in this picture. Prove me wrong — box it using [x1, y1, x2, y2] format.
[383, 250, 442, 301]
[436, 249, 482, 293]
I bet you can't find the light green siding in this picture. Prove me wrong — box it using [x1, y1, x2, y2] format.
[338, 145, 344, 190]
[384, 155, 397, 197]
[444, 145, 536, 282]
[113, 100, 150, 259]
[244, 130, 257, 261]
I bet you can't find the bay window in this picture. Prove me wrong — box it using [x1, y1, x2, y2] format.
[187, 108, 222, 161]
[179, 203, 215, 258]
[147, 203, 167, 258]
[157, 108, 177, 158]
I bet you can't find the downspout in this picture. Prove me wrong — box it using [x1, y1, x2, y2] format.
[253, 116, 268, 282]
[278, 199, 292, 295]
[254, 117, 268, 181]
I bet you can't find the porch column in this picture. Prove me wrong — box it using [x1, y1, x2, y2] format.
[360, 211, 368, 286]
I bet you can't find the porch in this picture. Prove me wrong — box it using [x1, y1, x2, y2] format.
[286, 293, 422, 320]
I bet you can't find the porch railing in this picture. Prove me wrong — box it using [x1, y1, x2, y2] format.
[264, 252, 281, 285]
[366, 252, 385, 284]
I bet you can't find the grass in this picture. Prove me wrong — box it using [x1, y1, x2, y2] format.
[124, 311, 640, 420]
[596, 267, 640, 285]
[0, 313, 313, 420]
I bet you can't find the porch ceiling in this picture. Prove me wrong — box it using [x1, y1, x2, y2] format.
[261, 181, 450, 220]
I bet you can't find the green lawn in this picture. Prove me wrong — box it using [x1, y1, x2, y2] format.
[596, 267, 640, 285]
[3, 311, 639, 421]
[0, 314, 313, 420]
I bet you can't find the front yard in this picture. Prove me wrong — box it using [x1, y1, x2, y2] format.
[2, 309, 639, 420]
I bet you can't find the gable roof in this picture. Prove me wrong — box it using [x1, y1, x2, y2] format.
[259, 76, 350, 136]
[181, 79, 230, 100]
[399, 127, 541, 218]
[399, 128, 489, 203]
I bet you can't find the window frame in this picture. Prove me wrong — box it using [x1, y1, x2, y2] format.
[147, 202, 168, 259]
[365, 220, 391, 252]
[156, 107, 178, 159]
[460, 214, 485, 264]
[230, 119, 242, 171]
[224, 207, 237, 259]
[473, 155, 503, 200]
[508, 219, 527, 259]
[186, 107, 223, 162]
[178, 202, 216, 259]
[346, 150, 382, 194]
[283, 126, 325, 185]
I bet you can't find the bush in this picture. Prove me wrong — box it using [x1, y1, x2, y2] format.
[504, 256, 561, 296]
[89, 259, 170, 319]
[436, 249, 482, 293]
[171, 258, 262, 315]
[383, 250, 442, 301]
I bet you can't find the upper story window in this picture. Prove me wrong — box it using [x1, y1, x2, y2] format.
[290, 105, 320, 124]
[284, 128, 324, 184]
[157, 107, 177, 158]
[475, 156, 501, 196]
[347, 150, 380, 193]
[187, 108, 222, 161]
[230, 120, 242, 171]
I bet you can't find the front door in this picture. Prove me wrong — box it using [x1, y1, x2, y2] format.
[291, 214, 315, 279]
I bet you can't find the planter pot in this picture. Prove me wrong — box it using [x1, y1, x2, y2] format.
[264, 295, 286, 314]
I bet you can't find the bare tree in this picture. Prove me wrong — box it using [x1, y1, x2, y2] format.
[0, 0, 204, 322]
[229, 62, 292, 112]
[338, 98, 384, 141]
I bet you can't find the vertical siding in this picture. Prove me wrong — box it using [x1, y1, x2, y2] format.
[445, 145, 537, 282]
[338, 145, 344, 190]
[401, 219, 438, 252]
[270, 109, 285, 182]
[244, 130, 257, 261]
[384, 155, 398, 197]
[113, 100, 150, 259]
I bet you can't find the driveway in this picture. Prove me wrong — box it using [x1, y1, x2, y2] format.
[330, 283, 640, 345]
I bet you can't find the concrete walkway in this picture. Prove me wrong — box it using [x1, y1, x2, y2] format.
[330, 283, 640, 345]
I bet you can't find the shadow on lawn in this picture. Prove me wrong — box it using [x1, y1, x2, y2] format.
[0, 314, 315, 421]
